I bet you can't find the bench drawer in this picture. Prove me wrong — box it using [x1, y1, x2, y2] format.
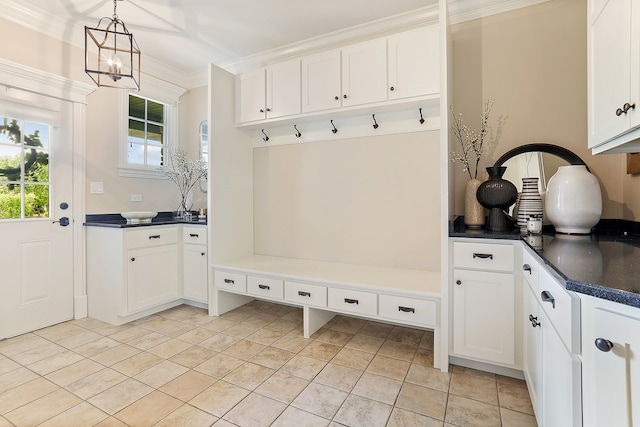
[247, 275, 284, 300]
[328, 288, 377, 316]
[285, 281, 327, 307]
[379, 295, 437, 327]
[215, 270, 246, 292]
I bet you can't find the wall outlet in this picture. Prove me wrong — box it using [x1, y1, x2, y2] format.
[90, 181, 104, 194]
[131, 194, 142, 202]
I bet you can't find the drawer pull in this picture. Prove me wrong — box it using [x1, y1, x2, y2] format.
[224, 279, 235, 285]
[344, 298, 359, 305]
[523, 264, 532, 274]
[149, 235, 161, 239]
[398, 306, 415, 313]
[189, 233, 199, 238]
[298, 291, 311, 297]
[473, 253, 493, 260]
[595, 338, 614, 352]
[541, 290, 556, 309]
[258, 284, 270, 290]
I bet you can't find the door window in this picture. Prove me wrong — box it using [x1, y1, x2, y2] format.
[0, 117, 50, 219]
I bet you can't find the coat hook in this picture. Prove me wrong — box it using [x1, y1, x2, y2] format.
[372, 114, 379, 129]
[331, 120, 338, 134]
[294, 125, 302, 138]
[419, 108, 425, 125]
[261, 129, 269, 142]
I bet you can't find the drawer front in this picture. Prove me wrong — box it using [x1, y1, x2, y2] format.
[127, 227, 178, 249]
[285, 281, 327, 307]
[522, 248, 540, 292]
[379, 294, 437, 327]
[183, 226, 207, 245]
[215, 270, 247, 292]
[538, 267, 577, 351]
[328, 288, 377, 316]
[453, 241, 514, 272]
[247, 275, 284, 300]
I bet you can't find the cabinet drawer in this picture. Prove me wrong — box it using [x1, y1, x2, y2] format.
[453, 241, 514, 272]
[538, 267, 579, 352]
[522, 248, 540, 292]
[127, 227, 177, 249]
[285, 281, 327, 307]
[247, 275, 284, 299]
[215, 270, 247, 292]
[183, 226, 207, 245]
[328, 288, 377, 316]
[379, 295, 437, 327]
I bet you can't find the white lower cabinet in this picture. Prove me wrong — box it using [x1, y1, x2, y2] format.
[581, 294, 640, 427]
[127, 244, 180, 312]
[451, 239, 518, 367]
[182, 225, 208, 303]
[522, 246, 581, 427]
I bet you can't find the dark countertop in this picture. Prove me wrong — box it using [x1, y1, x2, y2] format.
[450, 216, 640, 309]
[84, 212, 207, 228]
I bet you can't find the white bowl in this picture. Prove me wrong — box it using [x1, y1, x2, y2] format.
[120, 211, 158, 224]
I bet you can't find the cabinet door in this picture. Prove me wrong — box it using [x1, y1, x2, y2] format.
[266, 59, 301, 119]
[523, 284, 542, 420]
[127, 245, 179, 313]
[588, 0, 633, 147]
[301, 50, 342, 113]
[452, 269, 515, 364]
[239, 67, 266, 123]
[388, 26, 439, 100]
[183, 244, 208, 303]
[341, 39, 387, 107]
[582, 302, 640, 427]
[540, 307, 582, 427]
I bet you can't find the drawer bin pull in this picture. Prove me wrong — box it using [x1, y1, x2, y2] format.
[398, 306, 415, 313]
[258, 284, 270, 290]
[473, 253, 493, 260]
[298, 291, 311, 297]
[189, 233, 199, 238]
[541, 290, 556, 309]
[223, 279, 235, 285]
[344, 298, 359, 305]
[595, 338, 614, 352]
[523, 264, 532, 274]
[148, 235, 161, 239]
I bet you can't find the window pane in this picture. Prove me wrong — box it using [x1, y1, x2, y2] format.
[147, 123, 163, 146]
[0, 145, 22, 182]
[147, 100, 164, 123]
[127, 143, 145, 164]
[147, 145, 163, 166]
[129, 95, 145, 119]
[25, 184, 49, 218]
[24, 122, 49, 149]
[24, 148, 49, 184]
[128, 119, 145, 141]
[1, 117, 21, 145]
[0, 183, 20, 219]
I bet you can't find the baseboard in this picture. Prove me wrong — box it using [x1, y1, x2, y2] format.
[449, 356, 525, 380]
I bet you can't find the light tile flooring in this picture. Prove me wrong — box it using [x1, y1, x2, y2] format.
[0, 301, 536, 427]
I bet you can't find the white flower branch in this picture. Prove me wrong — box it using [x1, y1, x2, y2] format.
[162, 148, 208, 212]
[450, 100, 495, 180]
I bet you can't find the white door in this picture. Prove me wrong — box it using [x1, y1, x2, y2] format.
[0, 91, 75, 339]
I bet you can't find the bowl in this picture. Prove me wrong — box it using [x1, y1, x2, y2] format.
[120, 211, 158, 224]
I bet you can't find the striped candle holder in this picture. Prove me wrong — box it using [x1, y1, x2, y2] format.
[516, 177, 543, 233]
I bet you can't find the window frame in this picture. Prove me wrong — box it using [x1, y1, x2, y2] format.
[118, 75, 187, 178]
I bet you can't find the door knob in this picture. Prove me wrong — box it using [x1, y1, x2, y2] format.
[52, 217, 69, 227]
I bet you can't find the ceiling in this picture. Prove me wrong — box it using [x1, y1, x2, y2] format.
[1, 0, 549, 87]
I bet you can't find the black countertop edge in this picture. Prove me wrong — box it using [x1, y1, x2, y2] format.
[84, 212, 207, 228]
[564, 280, 640, 308]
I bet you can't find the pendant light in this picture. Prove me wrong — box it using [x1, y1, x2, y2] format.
[85, 0, 141, 90]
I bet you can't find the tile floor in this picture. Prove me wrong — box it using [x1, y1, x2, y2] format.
[0, 301, 536, 427]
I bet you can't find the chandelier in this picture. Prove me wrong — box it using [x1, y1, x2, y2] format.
[85, 0, 141, 90]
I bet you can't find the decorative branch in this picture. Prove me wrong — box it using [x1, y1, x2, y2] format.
[161, 148, 207, 212]
[450, 100, 495, 180]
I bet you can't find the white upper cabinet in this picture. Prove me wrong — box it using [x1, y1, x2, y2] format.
[388, 25, 440, 101]
[341, 38, 388, 107]
[588, 0, 640, 153]
[238, 60, 301, 123]
[301, 50, 342, 113]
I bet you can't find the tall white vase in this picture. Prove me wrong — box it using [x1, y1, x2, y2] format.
[545, 165, 602, 234]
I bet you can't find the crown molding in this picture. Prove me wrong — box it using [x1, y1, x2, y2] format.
[447, 0, 552, 25]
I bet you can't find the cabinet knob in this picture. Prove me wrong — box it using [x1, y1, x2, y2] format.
[595, 338, 614, 352]
[201, 252, 205, 256]
[616, 102, 636, 116]
[529, 314, 540, 327]
[523, 264, 532, 274]
[130, 257, 135, 261]
[343, 94, 348, 99]
[390, 86, 395, 91]
[259, 109, 264, 113]
[456, 279, 462, 285]
[266, 108, 271, 112]
[334, 96, 339, 100]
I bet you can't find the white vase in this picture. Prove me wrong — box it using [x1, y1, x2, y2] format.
[545, 165, 602, 234]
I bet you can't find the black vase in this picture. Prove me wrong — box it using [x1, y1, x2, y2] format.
[476, 166, 518, 232]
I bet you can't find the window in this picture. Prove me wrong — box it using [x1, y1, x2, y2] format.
[0, 117, 50, 219]
[127, 94, 166, 167]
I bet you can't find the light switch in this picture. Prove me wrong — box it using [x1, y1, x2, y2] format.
[90, 181, 104, 194]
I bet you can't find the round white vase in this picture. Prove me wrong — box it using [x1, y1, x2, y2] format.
[545, 165, 602, 234]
